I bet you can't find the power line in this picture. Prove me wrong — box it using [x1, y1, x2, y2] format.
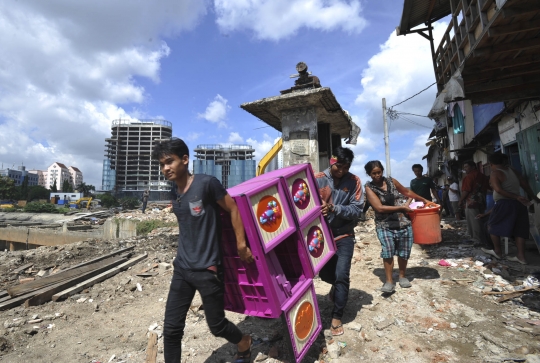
[389, 82, 436, 108]
[398, 115, 433, 129]
[394, 111, 431, 118]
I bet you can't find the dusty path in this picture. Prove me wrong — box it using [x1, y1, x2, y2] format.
[0, 215, 539, 363]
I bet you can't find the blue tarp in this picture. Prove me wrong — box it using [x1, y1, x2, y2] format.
[473, 102, 505, 135]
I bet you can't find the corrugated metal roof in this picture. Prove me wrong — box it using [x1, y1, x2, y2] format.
[397, 0, 451, 35]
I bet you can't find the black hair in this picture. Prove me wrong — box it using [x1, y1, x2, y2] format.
[463, 160, 477, 168]
[412, 164, 423, 171]
[488, 152, 507, 165]
[151, 137, 189, 160]
[332, 146, 354, 164]
[364, 160, 384, 175]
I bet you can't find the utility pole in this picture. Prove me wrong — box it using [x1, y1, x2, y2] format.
[382, 98, 391, 177]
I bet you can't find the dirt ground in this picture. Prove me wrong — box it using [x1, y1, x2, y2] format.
[1, 212, 539, 363]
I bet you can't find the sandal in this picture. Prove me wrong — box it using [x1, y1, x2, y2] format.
[331, 323, 344, 336]
[507, 256, 527, 265]
[234, 337, 252, 363]
[380, 282, 395, 293]
[399, 277, 412, 288]
[481, 248, 502, 260]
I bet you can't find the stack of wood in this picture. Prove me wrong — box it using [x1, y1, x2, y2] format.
[0, 247, 147, 310]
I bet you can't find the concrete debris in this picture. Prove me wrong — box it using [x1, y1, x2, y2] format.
[0, 212, 538, 362]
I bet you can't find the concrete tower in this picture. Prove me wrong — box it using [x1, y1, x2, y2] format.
[103, 119, 172, 197]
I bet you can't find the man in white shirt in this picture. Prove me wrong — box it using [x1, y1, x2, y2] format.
[447, 176, 460, 220]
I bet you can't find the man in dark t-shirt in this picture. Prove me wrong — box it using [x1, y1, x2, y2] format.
[152, 138, 254, 363]
[409, 164, 438, 202]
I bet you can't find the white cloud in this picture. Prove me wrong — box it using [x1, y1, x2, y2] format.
[197, 94, 230, 128]
[186, 132, 202, 141]
[214, 0, 367, 40]
[228, 132, 244, 143]
[0, 0, 207, 187]
[246, 134, 280, 162]
[355, 22, 448, 135]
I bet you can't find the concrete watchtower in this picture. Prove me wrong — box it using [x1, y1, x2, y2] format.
[240, 62, 360, 172]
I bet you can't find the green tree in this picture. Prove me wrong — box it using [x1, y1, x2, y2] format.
[61, 179, 73, 193]
[98, 193, 119, 208]
[119, 196, 141, 210]
[27, 185, 50, 201]
[77, 182, 95, 197]
[51, 179, 58, 193]
[0, 176, 16, 199]
[20, 175, 29, 200]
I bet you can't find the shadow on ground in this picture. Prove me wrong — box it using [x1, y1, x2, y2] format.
[372, 266, 441, 285]
[203, 288, 373, 363]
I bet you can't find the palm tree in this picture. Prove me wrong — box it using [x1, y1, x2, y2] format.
[77, 182, 95, 197]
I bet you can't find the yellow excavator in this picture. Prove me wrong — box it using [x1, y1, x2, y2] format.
[256, 138, 282, 176]
[70, 197, 94, 209]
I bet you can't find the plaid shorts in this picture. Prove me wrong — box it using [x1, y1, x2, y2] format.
[376, 226, 414, 259]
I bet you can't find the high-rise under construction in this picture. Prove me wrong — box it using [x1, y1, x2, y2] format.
[103, 119, 172, 197]
[193, 144, 256, 189]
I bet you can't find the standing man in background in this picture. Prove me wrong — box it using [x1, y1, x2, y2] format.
[141, 189, 150, 214]
[408, 164, 439, 204]
[315, 146, 363, 337]
[447, 176, 461, 220]
[459, 161, 489, 244]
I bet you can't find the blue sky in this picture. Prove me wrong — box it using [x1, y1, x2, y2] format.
[0, 0, 448, 188]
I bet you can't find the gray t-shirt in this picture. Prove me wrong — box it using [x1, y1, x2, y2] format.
[171, 174, 227, 270]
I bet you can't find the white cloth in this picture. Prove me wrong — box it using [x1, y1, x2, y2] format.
[449, 182, 459, 202]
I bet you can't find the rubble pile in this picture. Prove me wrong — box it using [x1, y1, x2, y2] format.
[0, 214, 538, 363]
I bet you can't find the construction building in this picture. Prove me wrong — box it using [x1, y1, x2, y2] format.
[103, 119, 173, 198]
[193, 144, 256, 189]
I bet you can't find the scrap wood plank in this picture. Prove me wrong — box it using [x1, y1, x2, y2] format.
[145, 331, 158, 363]
[62, 246, 134, 272]
[483, 286, 537, 295]
[496, 288, 539, 303]
[24, 257, 128, 307]
[52, 253, 147, 301]
[0, 280, 67, 311]
[139, 263, 159, 274]
[8, 255, 129, 298]
[9, 263, 34, 275]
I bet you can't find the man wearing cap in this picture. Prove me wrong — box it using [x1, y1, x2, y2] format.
[315, 146, 363, 337]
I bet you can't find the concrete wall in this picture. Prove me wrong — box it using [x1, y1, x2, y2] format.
[0, 227, 102, 249]
[102, 218, 138, 240]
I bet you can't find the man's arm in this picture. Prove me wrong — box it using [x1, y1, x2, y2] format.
[490, 171, 529, 206]
[511, 167, 540, 203]
[431, 187, 439, 202]
[217, 194, 254, 263]
[331, 178, 363, 220]
[394, 178, 438, 207]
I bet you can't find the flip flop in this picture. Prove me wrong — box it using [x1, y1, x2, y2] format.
[399, 277, 412, 288]
[380, 282, 395, 293]
[331, 323, 344, 336]
[481, 248, 502, 260]
[507, 256, 527, 265]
